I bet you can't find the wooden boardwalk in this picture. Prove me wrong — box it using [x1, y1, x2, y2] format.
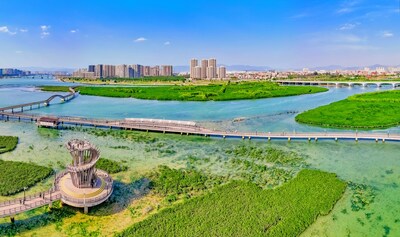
[0, 190, 61, 218]
[1, 88, 400, 219]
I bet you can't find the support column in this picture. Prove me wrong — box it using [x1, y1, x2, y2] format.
[84, 206, 88, 214]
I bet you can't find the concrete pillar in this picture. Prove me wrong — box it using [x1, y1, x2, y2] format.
[84, 206, 88, 214]
[49, 202, 53, 208]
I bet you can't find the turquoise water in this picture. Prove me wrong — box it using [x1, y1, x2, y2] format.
[0, 77, 399, 236]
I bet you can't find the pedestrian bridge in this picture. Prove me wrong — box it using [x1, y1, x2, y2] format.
[276, 80, 400, 88]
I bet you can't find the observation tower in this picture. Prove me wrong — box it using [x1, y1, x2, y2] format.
[55, 139, 113, 213]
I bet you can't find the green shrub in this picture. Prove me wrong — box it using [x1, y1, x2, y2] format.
[0, 160, 53, 196]
[95, 158, 128, 174]
[117, 169, 346, 237]
[0, 136, 18, 154]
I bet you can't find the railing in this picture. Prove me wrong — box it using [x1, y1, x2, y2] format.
[0, 193, 61, 218]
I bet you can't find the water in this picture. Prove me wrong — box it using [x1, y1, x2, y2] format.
[0, 77, 399, 236]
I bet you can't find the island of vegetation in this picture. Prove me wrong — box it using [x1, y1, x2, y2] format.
[0, 136, 53, 196]
[117, 169, 346, 237]
[41, 81, 327, 101]
[0, 136, 18, 154]
[296, 90, 400, 129]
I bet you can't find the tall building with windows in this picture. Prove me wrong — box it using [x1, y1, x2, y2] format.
[131, 64, 143, 78]
[116, 65, 128, 78]
[218, 66, 226, 79]
[88, 65, 95, 73]
[150, 66, 160, 76]
[103, 65, 116, 78]
[201, 59, 208, 79]
[190, 59, 198, 78]
[161, 65, 173, 76]
[194, 66, 202, 79]
[144, 66, 151, 76]
[95, 64, 103, 78]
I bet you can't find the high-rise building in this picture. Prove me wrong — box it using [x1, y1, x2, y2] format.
[208, 58, 217, 68]
[161, 65, 173, 76]
[207, 66, 216, 79]
[150, 66, 160, 76]
[194, 66, 202, 79]
[88, 65, 95, 73]
[144, 66, 151, 76]
[201, 59, 208, 79]
[116, 65, 128, 78]
[95, 64, 103, 78]
[218, 66, 226, 79]
[190, 59, 198, 78]
[132, 64, 143, 78]
[103, 65, 116, 78]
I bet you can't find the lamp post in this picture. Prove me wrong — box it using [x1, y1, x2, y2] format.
[23, 187, 27, 204]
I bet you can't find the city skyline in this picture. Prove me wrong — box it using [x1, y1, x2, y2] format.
[0, 0, 399, 68]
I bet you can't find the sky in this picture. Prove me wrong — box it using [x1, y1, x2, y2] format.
[0, 0, 399, 69]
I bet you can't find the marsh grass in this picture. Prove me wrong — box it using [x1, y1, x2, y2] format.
[40, 81, 327, 101]
[296, 90, 400, 129]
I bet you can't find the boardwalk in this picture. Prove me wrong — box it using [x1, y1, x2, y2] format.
[0, 190, 61, 218]
[276, 80, 400, 88]
[1, 88, 400, 219]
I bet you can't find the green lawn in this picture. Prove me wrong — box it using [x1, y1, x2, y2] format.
[296, 90, 400, 129]
[40, 81, 327, 101]
[117, 169, 346, 237]
[0, 136, 18, 154]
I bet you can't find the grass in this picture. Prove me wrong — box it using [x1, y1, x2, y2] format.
[0, 136, 18, 154]
[296, 90, 400, 129]
[0, 160, 53, 196]
[95, 158, 128, 174]
[40, 81, 327, 101]
[66, 76, 186, 83]
[117, 169, 346, 237]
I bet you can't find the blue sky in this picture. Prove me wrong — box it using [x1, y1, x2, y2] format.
[0, 0, 399, 69]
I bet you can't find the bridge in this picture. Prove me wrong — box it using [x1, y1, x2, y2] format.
[0, 87, 77, 114]
[1, 88, 400, 220]
[275, 80, 400, 88]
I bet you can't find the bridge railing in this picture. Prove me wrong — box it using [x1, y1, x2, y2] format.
[0, 193, 62, 218]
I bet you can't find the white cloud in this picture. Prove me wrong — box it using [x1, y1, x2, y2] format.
[134, 37, 147, 42]
[15, 50, 23, 54]
[70, 29, 78, 33]
[0, 26, 16, 35]
[336, 0, 361, 14]
[40, 25, 50, 31]
[19, 29, 28, 33]
[40, 25, 50, 38]
[164, 41, 171, 45]
[339, 23, 358, 30]
[382, 31, 393, 38]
